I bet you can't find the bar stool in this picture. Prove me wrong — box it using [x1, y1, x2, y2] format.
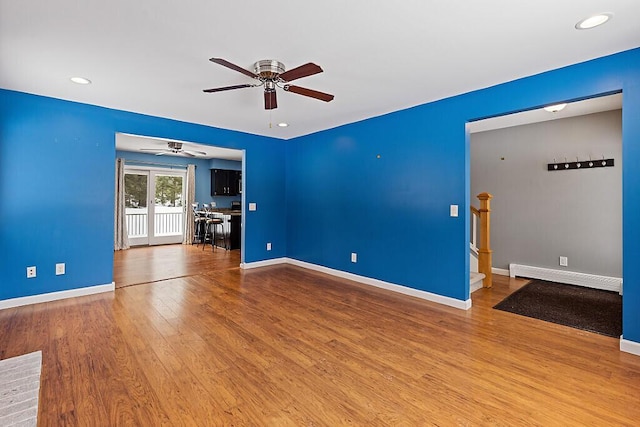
[213, 216, 229, 250]
[203, 217, 223, 251]
[192, 203, 206, 245]
[196, 204, 210, 247]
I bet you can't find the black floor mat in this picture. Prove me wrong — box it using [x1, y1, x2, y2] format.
[493, 279, 622, 337]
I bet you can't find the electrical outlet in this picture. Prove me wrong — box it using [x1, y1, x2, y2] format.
[266, 242, 272, 251]
[351, 253, 357, 263]
[249, 203, 257, 211]
[559, 256, 568, 267]
[26, 266, 36, 278]
[56, 263, 65, 275]
[450, 204, 459, 217]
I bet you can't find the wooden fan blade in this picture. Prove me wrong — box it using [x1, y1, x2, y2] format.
[284, 85, 334, 102]
[209, 58, 258, 79]
[264, 90, 277, 110]
[279, 63, 323, 82]
[203, 84, 254, 93]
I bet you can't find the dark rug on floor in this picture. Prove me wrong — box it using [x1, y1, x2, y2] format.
[493, 280, 622, 337]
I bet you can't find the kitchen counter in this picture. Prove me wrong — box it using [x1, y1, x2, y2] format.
[211, 208, 242, 216]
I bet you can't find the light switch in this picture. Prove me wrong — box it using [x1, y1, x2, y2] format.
[450, 204, 459, 217]
[249, 203, 257, 211]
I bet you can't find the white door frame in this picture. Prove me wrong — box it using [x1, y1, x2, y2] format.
[125, 166, 186, 246]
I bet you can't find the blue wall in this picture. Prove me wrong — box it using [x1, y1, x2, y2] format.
[0, 92, 286, 301]
[286, 48, 640, 342]
[2, 47, 640, 345]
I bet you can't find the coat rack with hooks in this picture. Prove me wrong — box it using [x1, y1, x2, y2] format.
[547, 157, 614, 171]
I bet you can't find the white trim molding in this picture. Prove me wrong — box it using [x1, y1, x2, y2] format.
[242, 257, 471, 310]
[240, 258, 288, 269]
[0, 282, 115, 310]
[620, 337, 640, 357]
[492, 267, 510, 276]
[509, 263, 622, 293]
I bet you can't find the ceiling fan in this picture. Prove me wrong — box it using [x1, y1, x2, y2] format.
[203, 58, 334, 110]
[140, 141, 206, 157]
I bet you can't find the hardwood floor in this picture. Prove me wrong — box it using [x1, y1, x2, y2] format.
[1, 252, 639, 425]
[113, 244, 240, 288]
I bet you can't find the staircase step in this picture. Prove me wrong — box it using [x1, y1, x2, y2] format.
[470, 272, 486, 293]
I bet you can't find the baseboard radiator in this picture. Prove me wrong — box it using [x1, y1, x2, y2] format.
[509, 263, 622, 294]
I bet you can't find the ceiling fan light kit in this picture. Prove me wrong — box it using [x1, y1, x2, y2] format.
[204, 57, 334, 110]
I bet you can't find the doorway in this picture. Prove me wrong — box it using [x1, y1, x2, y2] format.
[467, 92, 623, 333]
[124, 167, 186, 246]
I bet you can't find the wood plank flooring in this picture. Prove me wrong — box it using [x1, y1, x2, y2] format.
[113, 244, 240, 288]
[1, 247, 639, 425]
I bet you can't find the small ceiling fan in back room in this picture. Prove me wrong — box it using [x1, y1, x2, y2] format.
[140, 141, 206, 157]
[203, 58, 334, 110]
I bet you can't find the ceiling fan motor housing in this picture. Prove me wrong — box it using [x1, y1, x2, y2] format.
[254, 60, 285, 80]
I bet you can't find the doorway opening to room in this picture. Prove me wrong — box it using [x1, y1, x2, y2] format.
[114, 133, 245, 288]
[466, 92, 623, 337]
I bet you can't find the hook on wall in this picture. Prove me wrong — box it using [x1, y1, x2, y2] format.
[547, 156, 614, 171]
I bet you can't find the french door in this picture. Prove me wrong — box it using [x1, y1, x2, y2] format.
[124, 168, 186, 246]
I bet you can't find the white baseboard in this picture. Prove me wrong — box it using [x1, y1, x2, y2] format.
[242, 257, 471, 310]
[240, 258, 288, 269]
[620, 337, 640, 357]
[492, 267, 510, 276]
[509, 263, 622, 293]
[0, 282, 115, 310]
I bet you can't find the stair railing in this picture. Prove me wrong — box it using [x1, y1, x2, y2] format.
[470, 192, 493, 288]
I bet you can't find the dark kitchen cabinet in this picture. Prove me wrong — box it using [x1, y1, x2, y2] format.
[211, 169, 241, 196]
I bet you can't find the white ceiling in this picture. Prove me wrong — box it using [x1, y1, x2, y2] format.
[1, 1, 638, 140]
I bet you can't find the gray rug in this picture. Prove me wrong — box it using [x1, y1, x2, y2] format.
[0, 351, 42, 427]
[494, 280, 622, 337]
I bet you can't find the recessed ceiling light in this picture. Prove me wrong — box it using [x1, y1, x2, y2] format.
[575, 13, 612, 30]
[70, 77, 91, 85]
[543, 103, 567, 113]
[277, 122, 289, 127]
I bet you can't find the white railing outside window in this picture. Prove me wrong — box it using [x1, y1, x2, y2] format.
[126, 206, 183, 238]
[126, 209, 148, 238]
[154, 208, 183, 236]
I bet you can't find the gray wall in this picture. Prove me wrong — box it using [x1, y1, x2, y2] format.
[470, 110, 622, 277]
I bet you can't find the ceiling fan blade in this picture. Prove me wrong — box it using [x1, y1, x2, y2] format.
[209, 58, 258, 79]
[203, 84, 255, 93]
[181, 151, 196, 157]
[264, 90, 277, 110]
[155, 152, 166, 156]
[183, 150, 207, 156]
[279, 63, 323, 82]
[284, 85, 334, 102]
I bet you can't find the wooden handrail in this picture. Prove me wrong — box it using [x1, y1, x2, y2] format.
[476, 192, 493, 288]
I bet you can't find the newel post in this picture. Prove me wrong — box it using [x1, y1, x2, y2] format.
[477, 192, 493, 288]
